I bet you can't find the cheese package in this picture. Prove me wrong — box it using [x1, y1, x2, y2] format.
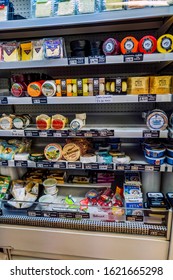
[120, 36, 138, 54]
[27, 81, 44, 97]
[62, 143, 81, 162]
[92, 78, 105, 95]
[102, 38, 120, 55]
[102, 0, 123, 11]
[51, 114, 67, 130]
[66, 79, 77, 97]
[139, 35, 157, 54]
[20, 42, 32, 61]
[55, 0, 75, 16]
[36, 114, 51, 130]
[0, 2, 8, 21]
[105, 78, 127, 95]
[157, 34, 173, 53]
[32, 39, 44, 60]
[44, 38, 65, 59]
[33, 0, 53, 18]
[56, 79, 67, 97]
[42, 80, 56, 97]
[82, 78, 93, 96]
[2, 42, 20, 62]
[0, 116, 13, 130]
[146, 110, 168, 131]
[150, 76, 172, 94]
[127, 77, 149, 94]
[44, 143, 62, 161]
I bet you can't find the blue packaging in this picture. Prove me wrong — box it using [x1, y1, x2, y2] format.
[145, 155, 165, 165]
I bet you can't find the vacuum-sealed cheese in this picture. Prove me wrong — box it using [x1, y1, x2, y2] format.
[127, 77, 149, 94]
[150, 76, 172, 94]
[36, 114, 51, 130]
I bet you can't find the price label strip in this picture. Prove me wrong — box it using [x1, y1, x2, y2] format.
[15, 160, 28, 167]
[32, 97, 47, 104]
[124, 53, 143, 63]
[0, 160, 8, 166]
[67, 162, 83, 169]
[143, 130, 160, 138]
[68, 57, 85, 65]
[0, 97, 8, 105]
[12, 130, 25, 137]
[95, 95, 113, 103]
[138, 94, 156, 102]
[25, 130, 39, 137]
[99, 163, 114, 170]
[88, 55, 106, 64]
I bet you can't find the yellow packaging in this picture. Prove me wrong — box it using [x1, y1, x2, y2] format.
[66, 79, 77, 97]
[20, 42, 32, 61]
[150, 76, 172, 94]
[82, 78, 93, 96]
[55, 79, 67, 97]
[127, 77, 149, 94]
[3, 42, 20, 62]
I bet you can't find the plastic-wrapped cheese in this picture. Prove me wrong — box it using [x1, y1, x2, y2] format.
[146, 110, 168, 131]
[150, 76, 172, 94]
[127, 77, 149, 94]
[51, 114, 67, 130]
[0, 116, 13, 130]
[157, 34, 173, 53]
[36, 114, 51, 130]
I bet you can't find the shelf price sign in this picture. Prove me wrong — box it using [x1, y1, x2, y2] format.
[88, 55, 106, 64]
[123, 53, 143, 62]
[68, 57, 85, 65]
[32, 97, 47, 104]
[138, 94, 156, 102]
[143, 130, 160, 138]
[95, 95, 112, 103]
[0, 97, 8, 105]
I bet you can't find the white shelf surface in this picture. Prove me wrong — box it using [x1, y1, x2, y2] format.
[0, 6, 172, 32]
[0, 53, 172, 70]
[0, 125, 168, 138]
[1, 94, 172, 105]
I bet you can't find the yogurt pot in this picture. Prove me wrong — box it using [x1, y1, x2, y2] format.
[166, 156, 173, 165]
[43, 178, 57, 194]
[38, 195, 55, 210]
[167, 148, 173, 157]
[145, 155, 165, 165]
[145, 147, 165, 158]
[44, 187, 59, 196]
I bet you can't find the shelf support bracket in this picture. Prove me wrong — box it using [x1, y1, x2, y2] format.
[157, 16, 173, 37]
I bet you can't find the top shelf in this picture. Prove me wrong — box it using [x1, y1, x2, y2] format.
[0, 6, 173, 38]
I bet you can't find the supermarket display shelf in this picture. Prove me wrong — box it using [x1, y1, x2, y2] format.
[0, 125, 168, 138]
[55, 182, 111, 189]
[1, 94, 172, 105]
[0, 53, 172, 70]
[0, 215, 168, 237]
[0, 159, 167, 172]
[0, 6, 172, 33]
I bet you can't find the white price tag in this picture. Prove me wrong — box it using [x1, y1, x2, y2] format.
[95, 95, 112, 103]
[39, 131, 47, 137]
[12, 130, 25, 137]
[53, 132, 62, 137]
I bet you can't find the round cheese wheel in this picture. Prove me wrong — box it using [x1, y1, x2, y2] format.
[51, 114, 67, 130]
[42, 81, 56, 97]
[102, 38, 120, 55]
[44, 143, 62, 161]
[70, 118, 84, 131]
[120, 36, 138, 54]
[27, 82, 43, 97]
[11, 83, 25, 97]
[36, 114, 51, 130]
[146, 110, 168, 131]
[0, 116, 12, 130]
[62, 143, 81, 162]
[157, 34, 173, 53]
[139, 35, 157, 54]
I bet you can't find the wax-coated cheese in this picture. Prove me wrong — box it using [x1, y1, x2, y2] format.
[102, 38, 120, 55]
[157, 34, 173, 53]
[139, 36, 157, 54]
[120, 36, 138, 54]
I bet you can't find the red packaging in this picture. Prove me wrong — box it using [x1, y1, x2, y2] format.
[139, 35, 157, 54]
